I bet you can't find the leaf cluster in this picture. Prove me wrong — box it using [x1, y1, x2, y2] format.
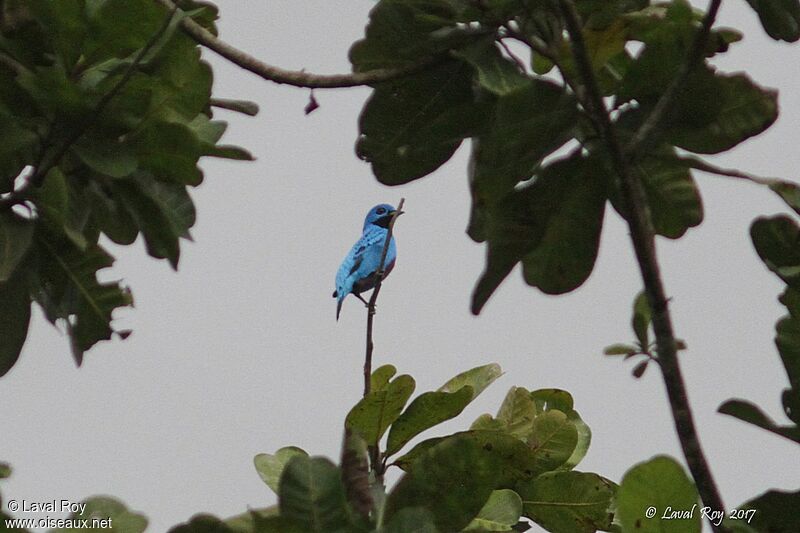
[352, 0, 798, 315]
[0, 0, 253, 375]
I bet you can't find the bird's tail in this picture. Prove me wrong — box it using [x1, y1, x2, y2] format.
[336, 297, 343, 321]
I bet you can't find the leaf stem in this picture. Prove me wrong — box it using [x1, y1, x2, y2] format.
[557, 1, 726, 528]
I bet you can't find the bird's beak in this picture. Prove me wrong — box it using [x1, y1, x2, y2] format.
[390, 209, 404, 217]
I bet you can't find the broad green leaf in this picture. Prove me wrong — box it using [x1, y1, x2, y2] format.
[516, 471, 616, 533]
[741, 488, 800, 532]
[349, 0, 468, 71]
[0, 269, 31, 378]
[346, 374, 416, 445]
[560, 410, 591, 471]
[496, 387, 537, 439]
[394, 430, 542, 482]
[386, 435, 508, 531]
[0, 117, 38, 190]
[378, 507, 439, 533]
[254, 447, 309, 495]
[0, 212, 34, 282]
[454, 38, 531, 96]
[472, 153, 604, 313]
[71, 136, 138, 178]
[61, 496, 147, 533]
[385, 386, 474, 456]
[627, 153, 703, 239]
[463, 489, 523, 532]
[667, 73, 778, 155]
[223, 506, 279, 533]
[278, 456, 353, 532]
[340, 428, 371, 520]
[617, 456, 700, 533]
[745, 0, 800, 42]
[0, 462, 10, 478]
[438, 363, 503, 398]
[111, 175, 196, 269]
[82, 0, 166, 64]
[168, 513, 238, 532]
[527, 410, 579, 473]
[470, 413, 507, 432]
[751, 215, 800, 289]
[718, 399, 800, 443]
[357, 61, 486, 186]
[33, 230, 133, 365]
[632, 291, 651, 347]
[371, 364, 398, 392]
[530, 389, 574, 413]
[130, 121, 204, 185]
[469, 80, 579, 208]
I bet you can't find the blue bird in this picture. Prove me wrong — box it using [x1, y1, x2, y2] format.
[333, 204, 401, 320]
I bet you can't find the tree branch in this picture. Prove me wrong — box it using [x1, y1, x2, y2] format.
[626, 0, 722, 157]
[154, 0, 437, 89]
[0, 6, 178, 211]
[362, 198, 404, 483]
[558, 1, 727, 528]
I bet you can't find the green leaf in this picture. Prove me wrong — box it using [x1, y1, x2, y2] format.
[454, 38, 531, 96]
[776, 311, 800, 425]
[378, 507, 439, 533]
[617, 456, 700, 533]
[470, 413, 507, 432]
[357, 61, 486, 186]
[741, 488, 800, 532]
[438, 363, 503, 398]
[666, 73, 779, 155]
[385, 386, 474, 456]
[346, 374, 416, 445]
[254, 447, 309, 495]
[278, 456, 354, 532]
[472, 153, 605, 313]
[463, 489, 523, 532]
[560, 410, 592, 471]
[0, 212, 34, 282]
[0, 117, 38, 191]
[110, 175, 196, 269]
[603, 343, 638, 356]
[530, 389, 574, 413]
[34, 230, 133, 365]
[71, 136, 138, 178]
[130, 120, 204, 185]
[61, 496, 148, 533]
[745, 0, 800, 42]
[394, 430, 544, 481]
[632, 291, 651, 347]
[527, 410, 579, 473]
[0, 268, 30, 378]
[516, 471, 616, 533]
[469, 80, 579, 209]
[751, 215, 800, 289]
[718, 399, 800, 443]
[769, 180, 800, 217]
[496, 387, 537, 439]
[371, 364, 398, 392]
[349, 0, 468, 71]
[386, 434, 509, 531]
[168, 513, 238, 533]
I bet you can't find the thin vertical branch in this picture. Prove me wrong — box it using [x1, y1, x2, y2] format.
[557, 1, 726, 529]
[362, 198, 405, 482]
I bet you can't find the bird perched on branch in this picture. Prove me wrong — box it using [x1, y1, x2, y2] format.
[333, 204, 401, 320]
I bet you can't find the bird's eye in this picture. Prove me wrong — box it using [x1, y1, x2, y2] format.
[376, 207, 386, 215]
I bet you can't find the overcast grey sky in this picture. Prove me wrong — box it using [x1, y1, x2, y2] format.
[2, 1, 799, 531]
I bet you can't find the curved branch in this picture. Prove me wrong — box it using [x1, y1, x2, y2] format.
[558, 1, 727, 529]
[154, 0, 437, 88]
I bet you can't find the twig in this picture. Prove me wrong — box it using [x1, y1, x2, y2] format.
[674, 154, 776, 186]
[209, 97, 260, 116]
[558, 1, 727, 529]
[362, 198, 404, 482]
[626, 0, 722, 157]
[0, 6, 179, 211]
[154, 0, 438, 89]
